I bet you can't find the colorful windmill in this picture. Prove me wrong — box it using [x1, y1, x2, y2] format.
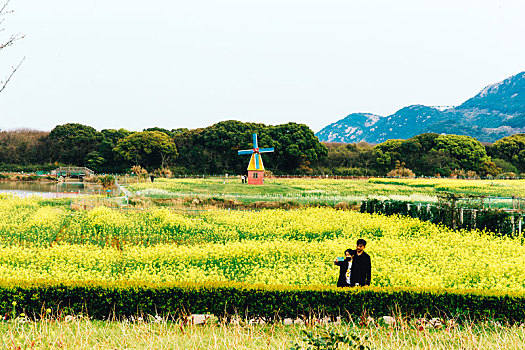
[238, 133, 274, 185]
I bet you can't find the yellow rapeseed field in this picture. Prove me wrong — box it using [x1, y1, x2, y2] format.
[0, 196, 524, 291]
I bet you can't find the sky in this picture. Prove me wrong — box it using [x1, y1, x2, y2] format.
[0, 0, 524, 133]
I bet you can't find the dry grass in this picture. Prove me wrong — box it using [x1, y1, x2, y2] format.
[2, 313, 524, 349]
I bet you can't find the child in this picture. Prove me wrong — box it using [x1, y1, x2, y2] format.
[334, 249, 353, 287]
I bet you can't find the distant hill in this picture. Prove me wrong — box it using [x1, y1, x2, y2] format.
[315, 113, 382, 143]
[316, 72, 525, 143]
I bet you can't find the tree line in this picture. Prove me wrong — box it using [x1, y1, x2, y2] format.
[322, 133, 525, 177]
[0, 121, 523, 177]
[0, 121, 327, 175]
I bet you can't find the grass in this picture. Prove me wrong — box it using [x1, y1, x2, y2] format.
[2, 314, 525, 349]
[124, 177, 525, 204]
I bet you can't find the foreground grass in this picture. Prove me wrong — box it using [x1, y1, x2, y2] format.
[2, 317, 525, 349]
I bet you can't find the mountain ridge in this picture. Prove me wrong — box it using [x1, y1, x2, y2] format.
[316, 72, 525, 143]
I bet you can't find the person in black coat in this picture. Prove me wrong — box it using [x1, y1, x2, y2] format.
[334, 249, 353, 287]
[349, 238, 371, 287]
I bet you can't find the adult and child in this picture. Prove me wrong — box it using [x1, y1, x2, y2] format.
[334, 239, 371, 287]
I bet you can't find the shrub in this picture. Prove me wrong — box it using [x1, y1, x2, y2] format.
[465, 170, 478, 179]
[131, 165, 148, 178]
[98, 175, 116, 190]
[154, 167, 172, 178]
[3, 281, 525, 323]
[386, 168, 415, 178]
[334, 202, 350, 210]
[22, 175, 39, 181]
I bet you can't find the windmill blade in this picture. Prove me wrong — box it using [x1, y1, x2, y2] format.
[259, 148, 274, 153]
[255, 153, 260, 169]
[252, 133, 258, 149]
[238, 150, 254, 155]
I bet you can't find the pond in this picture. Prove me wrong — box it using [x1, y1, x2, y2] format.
[0, 181, 104, 198]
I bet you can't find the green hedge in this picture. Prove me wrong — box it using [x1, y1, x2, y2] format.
[361, 199, 523, 236]
[3, 281, 525, 322]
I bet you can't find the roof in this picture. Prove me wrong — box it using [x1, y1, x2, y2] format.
[247, 153, 265, 171]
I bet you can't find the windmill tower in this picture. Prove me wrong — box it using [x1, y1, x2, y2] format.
[237, 133, 274, 185]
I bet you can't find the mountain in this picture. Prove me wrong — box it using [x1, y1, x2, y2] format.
[366, 105, 449, 143]
[315, 113, 383, 143]
[316, 72, 525, 143]
[457, 71, 525, 115]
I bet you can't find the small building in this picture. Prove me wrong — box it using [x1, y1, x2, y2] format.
[247, 154, 264, 185]
[51, 167, 95, 178]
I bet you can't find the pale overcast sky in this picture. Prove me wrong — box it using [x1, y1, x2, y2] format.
[0, 0, 524, 132]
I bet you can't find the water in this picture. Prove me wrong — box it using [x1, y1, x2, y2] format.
[0, 181, 103, 198]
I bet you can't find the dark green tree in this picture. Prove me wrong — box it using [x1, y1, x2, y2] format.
[323, 143, 357, 169]
[425, 148, 453, 176]
[490, 134, 525, 173]
[97, 128, 132, 173]
[45, 123, 102, 166]
[0, 129, 48, 166]
[429, 134, 488, 174]
[143, 127, 175, 138]
[175, 120, 267, 174]
[267, 123, 327, 173]
[84, 151, 105, 172]
[200, 120, 267, 174]
[491, 158, 518, 174]
[397, 133, 441, 175]
[174, 121, 326, 174]
[321, 142, 376, 176]
[171, 128, 189, 135]
[372, 139, 403, 173]
[173, 128, 206, 174]
[113, 131, 178, 170]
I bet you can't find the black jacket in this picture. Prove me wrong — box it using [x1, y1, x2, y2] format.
[349, 251, 371, 286]
[334, 259, 351, 287]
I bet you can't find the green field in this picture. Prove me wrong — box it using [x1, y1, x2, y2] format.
[124, 177, 525, 203]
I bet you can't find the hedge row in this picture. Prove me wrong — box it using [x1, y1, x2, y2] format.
[3, 281, 525, 322]
[361, 199, 523, 236]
